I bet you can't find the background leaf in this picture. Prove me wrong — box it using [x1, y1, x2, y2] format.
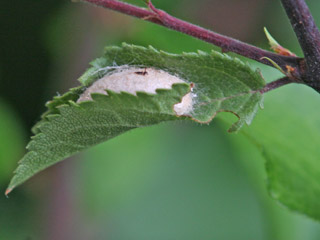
[221, 66, 320, 221]
[253, 85, 320, 221]
[0, 99, 24, 184]
[7, 44, 264, 193]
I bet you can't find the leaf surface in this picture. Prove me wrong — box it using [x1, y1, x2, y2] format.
[7, 44, 264, 193]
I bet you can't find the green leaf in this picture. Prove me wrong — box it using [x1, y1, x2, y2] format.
[82, 44, 264, 129]
[7, 43, 264, 193]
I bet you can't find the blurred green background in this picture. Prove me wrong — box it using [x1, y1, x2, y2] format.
[1, 0, 320, 239]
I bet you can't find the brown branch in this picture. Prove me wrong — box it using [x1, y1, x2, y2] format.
[281, 0, 320, 61]
[281, 0, 320, 91]
[81, 0, 302, 72]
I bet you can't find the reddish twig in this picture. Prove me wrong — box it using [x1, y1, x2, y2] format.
[81, 0, 302, 73]
[80, 0, 320, 93]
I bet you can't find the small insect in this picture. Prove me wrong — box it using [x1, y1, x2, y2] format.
[134, 68, 148, 75]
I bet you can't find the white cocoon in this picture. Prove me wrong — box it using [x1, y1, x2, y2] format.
[77, 67, 193, 115]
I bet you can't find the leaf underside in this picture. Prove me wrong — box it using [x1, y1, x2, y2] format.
[7, 43, 264, 193]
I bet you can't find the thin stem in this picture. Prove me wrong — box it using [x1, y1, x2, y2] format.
[260, 77, 293, 94]
[81, 0, 302, 72]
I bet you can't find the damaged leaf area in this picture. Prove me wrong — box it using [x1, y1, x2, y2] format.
[7, 44, 264, 193]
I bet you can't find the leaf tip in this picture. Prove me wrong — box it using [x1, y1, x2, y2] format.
[5, 187, 13, 196]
